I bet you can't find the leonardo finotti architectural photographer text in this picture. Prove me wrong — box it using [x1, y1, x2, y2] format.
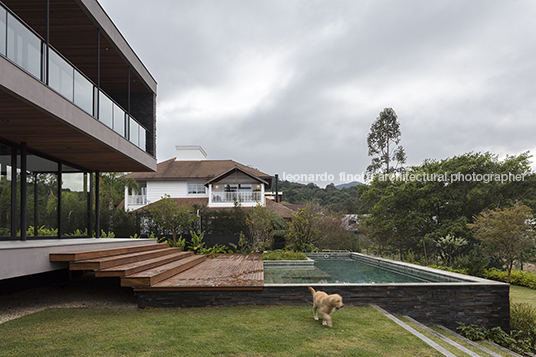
[281, 172, 526, 184]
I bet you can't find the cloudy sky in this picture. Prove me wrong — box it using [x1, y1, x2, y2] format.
[99, 0, 536, 186]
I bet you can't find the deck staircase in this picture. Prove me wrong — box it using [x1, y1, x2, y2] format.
[50, 243, 207, 289]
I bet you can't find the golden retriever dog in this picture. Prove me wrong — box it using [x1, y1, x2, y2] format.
[308, 286, 344, 327]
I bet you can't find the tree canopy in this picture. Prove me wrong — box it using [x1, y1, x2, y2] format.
[359, 151, 536, 252]
[366, 108, 406, 175]
[469, 203, 535, 282]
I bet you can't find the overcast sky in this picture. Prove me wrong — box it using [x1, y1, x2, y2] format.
[99, 0, 536, 186]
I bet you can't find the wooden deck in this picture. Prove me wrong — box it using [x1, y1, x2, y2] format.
[138, 254, 264, 291]
[50, 244, 263, 291]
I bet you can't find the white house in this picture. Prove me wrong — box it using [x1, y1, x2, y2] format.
[124, 146, 291, 217]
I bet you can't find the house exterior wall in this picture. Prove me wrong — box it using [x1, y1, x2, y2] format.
[147, 181, 188, 203]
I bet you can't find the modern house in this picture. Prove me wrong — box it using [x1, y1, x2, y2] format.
[124, 146, 293, 218]
[0, 0, 158, 280]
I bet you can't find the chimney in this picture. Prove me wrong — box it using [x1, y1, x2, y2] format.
[175, 145, 207, 161]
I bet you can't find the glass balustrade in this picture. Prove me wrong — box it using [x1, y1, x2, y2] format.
[0, 3, 149, 153]
[48, 48, 74, 101]
[7, 12, 42, 80]
[74, 71, 94, 115]
[0, 8, 6, 56]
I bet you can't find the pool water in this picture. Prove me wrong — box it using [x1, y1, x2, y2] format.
[264, 258, 432, 284]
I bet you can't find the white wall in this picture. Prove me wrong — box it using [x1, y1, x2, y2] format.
[147, 181, 188, 203]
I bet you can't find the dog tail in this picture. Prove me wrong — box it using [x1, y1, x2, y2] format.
[308, 286, 315, 295]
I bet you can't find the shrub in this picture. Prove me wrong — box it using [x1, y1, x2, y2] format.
[452, 245, 489, 277]
[483, 268, 536, 289]
[456, 323, 486, 341]
[263, 250, 307, 261]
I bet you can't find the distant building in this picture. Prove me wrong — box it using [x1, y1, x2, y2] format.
[124, 146, 294, 218]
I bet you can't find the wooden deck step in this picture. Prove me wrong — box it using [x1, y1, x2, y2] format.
[121, 254, 208, 288]
[69, 247, 182, 270]
[136, 254, 264, 291]
[96, 251, 194, 278]
[50, 243, 168, 262]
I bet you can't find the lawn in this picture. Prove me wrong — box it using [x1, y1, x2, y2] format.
[510, 284, 536, 306]
[0, 305, 445, 357]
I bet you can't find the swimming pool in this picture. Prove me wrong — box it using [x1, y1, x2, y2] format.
[264, 253, 467, 284]
[264, 256, 457, 284]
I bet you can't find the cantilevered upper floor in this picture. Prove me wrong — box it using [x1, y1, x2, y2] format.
[0, 0, 157, 173]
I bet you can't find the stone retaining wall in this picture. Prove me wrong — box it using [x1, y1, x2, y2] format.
[137, 282, 510, 331]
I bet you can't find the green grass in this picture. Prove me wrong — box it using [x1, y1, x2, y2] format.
[510, 284, 536, 307]
[0, 305, 445, 357]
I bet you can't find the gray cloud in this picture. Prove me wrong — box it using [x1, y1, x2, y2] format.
[99, 0, 536, 185]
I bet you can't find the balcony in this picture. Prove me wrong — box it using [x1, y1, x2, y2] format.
[211, 192, 263, 204]
[127, 195, 148, 206]
[0, 3, 148, 152]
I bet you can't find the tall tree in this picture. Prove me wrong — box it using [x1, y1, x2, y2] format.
[468, 203, 535, 283]
[366, 108, 406, 175]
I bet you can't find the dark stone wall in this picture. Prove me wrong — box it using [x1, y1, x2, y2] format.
[136, 283, 510, 331]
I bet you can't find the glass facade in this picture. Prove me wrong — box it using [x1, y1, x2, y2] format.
[61, 172, 89, 236]
[0, 143, 13, 238]
[0, 140, 96, 240]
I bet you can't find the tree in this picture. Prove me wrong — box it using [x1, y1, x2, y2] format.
[285, 204, 321, 252]
[468, 203, 535, 283]
[366, 108, 406, 175]
[246, 203, 275, 252]
[100, 172, 139, 232]
[146, 195, 196, 245]
[359, 151, 536, 258]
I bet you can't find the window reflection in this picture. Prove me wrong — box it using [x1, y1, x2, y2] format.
[0, 143, 12, 238]
[61, 172, 88, 236]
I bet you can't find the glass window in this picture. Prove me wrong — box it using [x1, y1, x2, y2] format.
[61, 172, 88, 236]
[113, 103, 125, 136]
[26, 154, 59, 237]
[0, 7, 6, 56]
[48, 48, 74, 101]
[0, 143, 12, 238]
[7, 13, 42, 79]
[188, 183, 206, 194]
[74, 71, 94, 115]
[224, 184, 238, 192]
[99, 91, 113, 129]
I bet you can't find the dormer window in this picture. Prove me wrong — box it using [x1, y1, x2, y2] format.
[188, 183, 206, 194]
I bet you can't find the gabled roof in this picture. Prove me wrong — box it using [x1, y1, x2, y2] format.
[126, 158, 272, 187]
[205, 166, 269, 186]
